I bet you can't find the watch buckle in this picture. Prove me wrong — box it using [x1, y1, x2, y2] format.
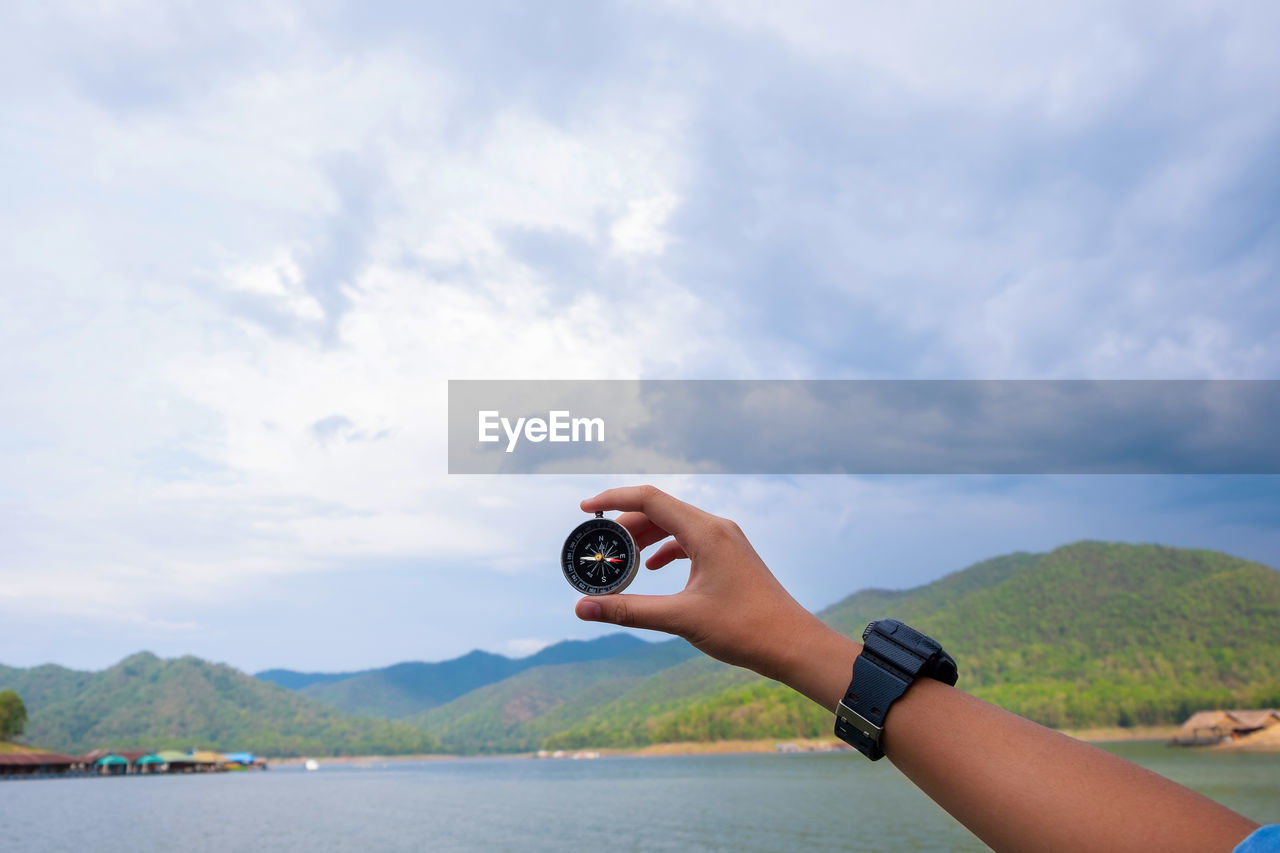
[836, 700, 883, 744]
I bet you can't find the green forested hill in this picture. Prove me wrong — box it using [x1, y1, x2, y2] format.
[7, 542, 1275, 756]
[406, 638, 700, 753]
[0, 652, 440, 756]
[526, 542, 1280, 750]
[257, 634, 648, 718]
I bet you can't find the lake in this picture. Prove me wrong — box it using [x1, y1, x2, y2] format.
[2, 745, 1277, 851]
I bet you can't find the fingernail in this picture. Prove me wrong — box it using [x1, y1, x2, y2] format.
[577, 600, 603, 621]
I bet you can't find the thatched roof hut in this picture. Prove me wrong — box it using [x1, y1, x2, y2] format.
[1226, 709, 1280, 732]
[1171, 709, 1280, 746]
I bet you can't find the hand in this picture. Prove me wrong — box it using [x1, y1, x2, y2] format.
[574, 485, 856, 702]
[574, 487, 1261, 853]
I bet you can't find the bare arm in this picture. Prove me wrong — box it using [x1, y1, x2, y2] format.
[574, 485, 1259, 853]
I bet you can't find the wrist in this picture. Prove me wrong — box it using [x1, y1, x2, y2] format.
[762, 614, 861, 712]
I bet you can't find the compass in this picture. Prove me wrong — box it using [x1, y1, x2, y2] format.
[561, 512, 639, 595]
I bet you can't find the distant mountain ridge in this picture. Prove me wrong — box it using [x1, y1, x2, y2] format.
[255, 634, 649, 718]
[6, 541, 1276, 757]
[528, 541, 1280, 750]
[0, 653, 439, 757]
[407, 637, 701, 752]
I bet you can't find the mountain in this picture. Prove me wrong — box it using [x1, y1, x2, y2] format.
[0, 652, 440, 757]
[251, 668, 353, 692]
[6, 542, 1275, 756]
[256, 634, 647, 718]
[406, 638, 702, 753]
[497, 542, 1280, 750]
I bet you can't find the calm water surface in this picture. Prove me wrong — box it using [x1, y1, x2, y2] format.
[2, 745, 1276, 852]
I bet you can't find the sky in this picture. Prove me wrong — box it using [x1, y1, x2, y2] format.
[2, 0, 1278, 674]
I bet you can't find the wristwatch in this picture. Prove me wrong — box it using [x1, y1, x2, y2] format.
[835, 619, 957, 760]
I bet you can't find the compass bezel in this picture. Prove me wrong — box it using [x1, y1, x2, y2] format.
[561, 516, 639, 595]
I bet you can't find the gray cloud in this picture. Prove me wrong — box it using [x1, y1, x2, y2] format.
[311, 415, 388, 447]
[3, 1, 1279, 671]
[298, 154, 386, 341]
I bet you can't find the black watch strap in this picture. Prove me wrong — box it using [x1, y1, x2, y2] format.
[835, 619, 957, 760]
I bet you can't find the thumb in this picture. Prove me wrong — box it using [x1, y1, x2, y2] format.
[576, 594, 686, 635]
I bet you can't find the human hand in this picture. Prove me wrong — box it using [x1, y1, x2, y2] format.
[573, 485, 855, 700]
[574, 489, 1261, 853]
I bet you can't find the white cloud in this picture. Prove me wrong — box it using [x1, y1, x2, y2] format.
[1, 1, 1277, 669]
[223, 252, 324, 322]
[503, 638, 552, 658]
[611, 193, 679, 256]
[0, 21, 728, 636]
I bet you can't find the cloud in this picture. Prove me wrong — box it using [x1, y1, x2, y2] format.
[1, 1, 1277, 669]
[310, 415, 388, 447]
[611, 194, 680, 256]
[0, 12, 731, 643]
[652, 0, 1280, 379]
[504, 638, 553, 658]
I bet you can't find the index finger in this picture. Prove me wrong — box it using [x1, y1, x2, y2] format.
[614, 511, 673, 551]
[580, 485, 705, 542]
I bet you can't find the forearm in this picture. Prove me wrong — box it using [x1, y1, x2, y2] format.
[887, 680, 1258, 853]
[574, 487, 1261, 853]
[768, 619, 1258, 853]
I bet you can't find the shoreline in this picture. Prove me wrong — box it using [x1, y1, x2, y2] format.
[267, 726, 1196, 764]
[1057, 724, 1180, 743]
[270, 753, 460, 766]
[12, 722, 1272, 770]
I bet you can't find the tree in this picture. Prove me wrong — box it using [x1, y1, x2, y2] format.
[0, 690, 28, 741]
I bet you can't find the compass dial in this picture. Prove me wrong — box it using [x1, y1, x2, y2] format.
[561, 515, 639, 595]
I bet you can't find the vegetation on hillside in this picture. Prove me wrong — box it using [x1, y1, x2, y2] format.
[0, 653, 439, 756]
[516, 543, 1280, 750]
[0, 689, 27, 741]
[259, 634, 648, 719]
[408, 639, 700, 753]
[5, 542, 1274, 756]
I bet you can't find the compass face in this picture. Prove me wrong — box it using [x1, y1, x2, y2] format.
[561, 517, 639, 595]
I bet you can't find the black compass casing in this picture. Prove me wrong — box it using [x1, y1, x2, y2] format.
[561, 515, 639, 595]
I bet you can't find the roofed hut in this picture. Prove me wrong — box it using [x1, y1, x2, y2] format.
[96, 754, 128, 776]
[156, 750, 195, 773]
[1171, 709, 1280, 746]
[222, 751, 258, 770]
[189, 750, 226, 772]
[0, 751, 79, 777]
[1225, 709, 1280, 736]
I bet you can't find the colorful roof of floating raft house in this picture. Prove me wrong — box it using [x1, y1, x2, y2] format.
[0, 751, 78, 768]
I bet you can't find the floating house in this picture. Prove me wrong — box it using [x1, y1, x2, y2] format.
[1227, 709, 1280, 734]
[0, 751, 79, 777]
[156, 750, 195, 772]
[1170, 709, 1280, 746]
[189, 750, 225, 771]
[2, 745, 267, 778]
[80, 748, 156, 774]
[95, 754, 129, 775]
[222, 751, 267, 770]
